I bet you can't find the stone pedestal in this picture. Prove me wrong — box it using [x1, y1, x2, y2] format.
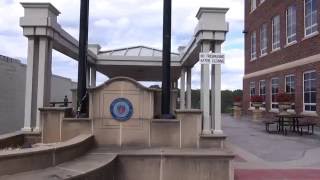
[199, 134, 227, 149]
[39, 107, 72, 143]
[233, 106, 242, 118]
[252, 109, 262, 121]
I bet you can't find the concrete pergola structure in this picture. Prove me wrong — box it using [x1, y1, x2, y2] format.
[20, 3, 228, 135]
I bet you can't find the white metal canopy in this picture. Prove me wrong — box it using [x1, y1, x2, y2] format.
[96, 46, 181, 81]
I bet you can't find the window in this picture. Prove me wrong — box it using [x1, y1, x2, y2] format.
[259, 80, 266, 107]
[250, 82, 255, 107]
[251, 31, 257, 60]
[285, 75, 295, 94]
[272, 15, 280, 50]
[251, 0, 257, 11]
[303, 71, 317, 112]
[287, 5, 297, 44]
[260, 24, 268, 56]
[271, 78, 279, 109]
[305, 0, 318, 36]
[285, 75, 295, 109]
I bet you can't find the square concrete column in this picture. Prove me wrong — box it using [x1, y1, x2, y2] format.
[211, 42, 223, 134]
[90, 66, 96, 87]
[186, 67, 192, 109]
[34, 37, 53, 132]
[22, 37, 39, 132]
[180, 68, 186, 109]
[201, 41, 211, 135]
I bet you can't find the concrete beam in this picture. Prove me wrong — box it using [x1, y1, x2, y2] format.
[186, 67, 192, 109]
[180, 68, 186, 109]
[201, 41, 211, 135]
[211, 41, 223, 134]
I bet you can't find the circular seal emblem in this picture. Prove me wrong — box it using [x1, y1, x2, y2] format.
[110, 98, 133, 121]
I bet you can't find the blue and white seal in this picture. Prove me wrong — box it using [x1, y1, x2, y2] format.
[110, 98, 133, 121]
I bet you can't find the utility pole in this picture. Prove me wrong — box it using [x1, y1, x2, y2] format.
[77, 0, 89, 117]
[161, 0, 173, 118]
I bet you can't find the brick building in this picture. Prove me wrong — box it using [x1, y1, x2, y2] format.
[243, 0, 320, 118]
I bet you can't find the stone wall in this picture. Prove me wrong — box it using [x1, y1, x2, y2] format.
[0, 55, 77, 134]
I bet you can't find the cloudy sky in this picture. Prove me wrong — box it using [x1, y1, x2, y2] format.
[0, 0, 244, 90]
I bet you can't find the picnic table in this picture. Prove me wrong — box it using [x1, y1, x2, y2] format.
[265, 114, 316, 135]
[275, 114, 304, 133]
[50, 101, 72, 107]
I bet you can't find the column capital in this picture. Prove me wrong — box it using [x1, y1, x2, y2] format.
[20, 3, 60, 38]
[88, 44, 101, 55]
[194, 7, 229, 42]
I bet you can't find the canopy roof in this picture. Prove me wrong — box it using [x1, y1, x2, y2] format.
[95, 46, 182, 81]
[99, 46, 179, 58]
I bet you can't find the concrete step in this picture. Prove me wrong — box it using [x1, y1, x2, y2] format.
[0, 147, 234, 180]
[0, 152, 117, 180]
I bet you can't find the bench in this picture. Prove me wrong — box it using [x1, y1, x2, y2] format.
[297, 120, 316, 135]
[263, 120, 278, 133]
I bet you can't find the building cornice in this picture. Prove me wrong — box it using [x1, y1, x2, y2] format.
[244, 54, 320, 79]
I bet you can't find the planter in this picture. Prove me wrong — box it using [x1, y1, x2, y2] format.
[278, 102, 292, 115]
[252, 102, 262, 110]
[233, 102, 241, 107]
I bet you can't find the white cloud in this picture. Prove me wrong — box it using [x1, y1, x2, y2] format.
[0, 0, 244, 90]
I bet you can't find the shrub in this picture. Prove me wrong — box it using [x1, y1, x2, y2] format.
[250, 95, 264, 103]
[276, 93, 294, 102]
[233, 96, 242, 102]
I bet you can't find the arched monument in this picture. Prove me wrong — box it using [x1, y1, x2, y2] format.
[12, 1, 235, 179]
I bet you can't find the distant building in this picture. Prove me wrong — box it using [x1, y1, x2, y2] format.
[243, 0, 320, 118]
[0, 55, 76, 134]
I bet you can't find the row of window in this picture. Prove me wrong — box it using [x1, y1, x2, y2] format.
[249, 71, 317, 112]
[250, 0, 265, 12]
[250, 0, 318, 60]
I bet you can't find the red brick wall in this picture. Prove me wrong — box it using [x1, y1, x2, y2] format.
[244, 0, 320, 74]
[243, 62, 320, 120]
[243, 0, 320, 121]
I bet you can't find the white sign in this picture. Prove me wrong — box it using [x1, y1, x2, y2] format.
[199, 52, 225, 64]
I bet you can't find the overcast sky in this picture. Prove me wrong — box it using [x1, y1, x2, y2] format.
[0, 0, 244, 90]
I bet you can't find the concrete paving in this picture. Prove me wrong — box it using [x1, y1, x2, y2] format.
[223, 114, 320, 179]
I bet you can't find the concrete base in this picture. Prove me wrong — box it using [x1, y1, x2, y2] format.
[202, 129, 212, 135]
[1, 147, 234, 180]
[32, 127, 41, 133]
[213, 130, 224, 135]
[21, 127, 32, 132]
[116, 148, 234, 180]
[0, 134, 94, 176]
[200, 134, 227, 149]
[0, 131, 41, 149]
[233, 106, 242, 118]
[150, 119, 180, 148]
[252, 109, 262, 121]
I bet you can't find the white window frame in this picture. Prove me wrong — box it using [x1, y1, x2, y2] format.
[271, 78, 279, 110]
[260, 24, 268, 56]
[286, 5, 297, 44]
[250, 81, 256, 107]
[285, 74, 295, 94]
[251, 31, 257, 60]
[304, 0, 318, 37]
[251, 0, 257, 12]
[303, 70, 317, 112]
[259, 80, 266, 108]
[272, 15, 281, 51]
[285, 74, 295, 110]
